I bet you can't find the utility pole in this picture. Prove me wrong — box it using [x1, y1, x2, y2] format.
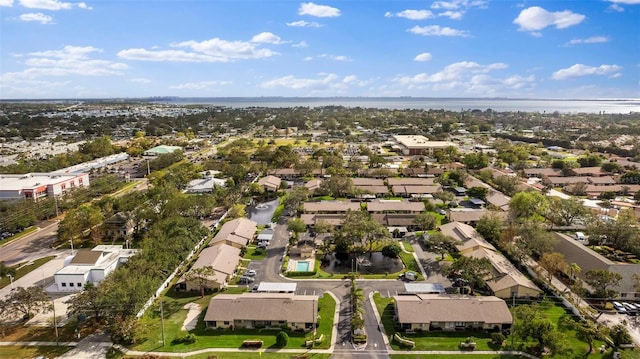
[52, 297, 59, 346]
[160, 299, 166, 346]
[511, 291, 515, 350]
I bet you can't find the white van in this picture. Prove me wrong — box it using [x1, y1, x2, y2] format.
[575, 232, 586, 242]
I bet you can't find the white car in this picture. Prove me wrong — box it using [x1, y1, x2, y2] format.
[246, 269, 257, 277]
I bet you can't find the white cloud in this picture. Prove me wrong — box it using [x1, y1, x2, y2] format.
[261, 73, 364, 93]
[392, 61, 535, 96]
[251, 32, 283, 44]
[438, 10, 464, 19]
[414, 52, 432, 62]
[408, 25, 470, 37]
[552, 64, 622, 80]
[298, 2, 340, 17]
[385, 9, 434, 20]
[19, 12, 53, 24]
[564, 36, 609, 46]
[514, 6, 585, 32]
[262, 73, 339, 89]
[395, 61, 507, 85]
[286, 20, 322, 28]
[609, 0, 640, 3]
[128, 78, 151, 84]
[431, 0, 487, 10]
[19, 0, 90, 10]
[431, 1, 460, 10]
[319, 54, 352, 61]
[169, 81, 232, 90]
[303, 56, 313, 61]
[0, 0, 14, 7]
[118, 36, 279, 62]
[292, 41, 308, 48]
[608, 3, 625, 11]
[118, 48, 226, 62]
[1, 45, 127, 95]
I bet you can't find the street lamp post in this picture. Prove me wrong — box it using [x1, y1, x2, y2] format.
[7, 274, 14, 290]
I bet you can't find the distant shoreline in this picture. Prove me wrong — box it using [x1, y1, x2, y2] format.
[2, 97, 639, 114]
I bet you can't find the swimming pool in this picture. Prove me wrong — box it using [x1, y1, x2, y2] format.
[295, 261, 310, 271]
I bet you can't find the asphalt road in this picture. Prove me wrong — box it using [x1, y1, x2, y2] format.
[0, 219, 60, 266]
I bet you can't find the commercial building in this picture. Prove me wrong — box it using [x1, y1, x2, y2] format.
[53, 245, 138, 292]
[392, 135, 456, 156]
[0, 172, 90, 201]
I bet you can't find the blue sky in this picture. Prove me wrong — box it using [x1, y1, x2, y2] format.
[1, 0, 638, 99]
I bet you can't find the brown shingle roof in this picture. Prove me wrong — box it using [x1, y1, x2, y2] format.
[366, 199, 425, 212]
[393, 294, 512, 325]
[211, 218, 257, 247]
[352, 178, 385, 186]
[303, 201, 361, 213]
[204, 293, 317, 324]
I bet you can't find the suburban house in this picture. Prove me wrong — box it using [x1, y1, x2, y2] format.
[440, 222, 541, 298]
[258, 175, 282, 192]
[393, 294, 512, 332]
[447, 210, 488, 225]
[352, 178, 389, 197]
[102, 211, 135, 240]
[204, 293, 318, 330]
[553, 233, 640, 298]
[53, 245, 138, 292]
[177, 243, 240, 291]
[210, 218, 258, 248]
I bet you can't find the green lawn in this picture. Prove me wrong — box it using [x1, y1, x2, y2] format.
[243, 246, 267, 260]
[0, 346, 71, 359]
[401, 241, 414, 253]
[132, 292, 335, 353]
[374, 294, 613, 358]
[0, 256, 56, 289]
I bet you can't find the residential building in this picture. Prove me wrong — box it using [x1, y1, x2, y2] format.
[204, 293, 318, 330]
[258, 175, 282, 192]
[102, 211, 135, 240]
[303, 201, 361, 214]
[210, 218, 257, 248]
[178, 243, 240, 291]
[53, 245, 138, 292]
[553, 233, 640, 298]
[393, 294, 512, 332]
[440, 222, 541, 298]
[366, 199, 425, 213]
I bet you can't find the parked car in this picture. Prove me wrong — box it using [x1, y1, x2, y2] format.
[246, 269, 257, 277]
[239, 276, 254, 284]
[251, 284, 259, 292]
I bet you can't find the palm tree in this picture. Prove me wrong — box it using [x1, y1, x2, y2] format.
[569, 262, 581, 280]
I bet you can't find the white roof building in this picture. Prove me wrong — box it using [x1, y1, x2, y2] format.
[53, 245, 138, 292]
[0, 172, 90, 201]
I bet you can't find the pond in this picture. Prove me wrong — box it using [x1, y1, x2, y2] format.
[247, 198, 279, 225]
[321, 252, 404, 274]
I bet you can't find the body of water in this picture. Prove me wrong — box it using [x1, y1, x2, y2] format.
[159, 97, 640, 114]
